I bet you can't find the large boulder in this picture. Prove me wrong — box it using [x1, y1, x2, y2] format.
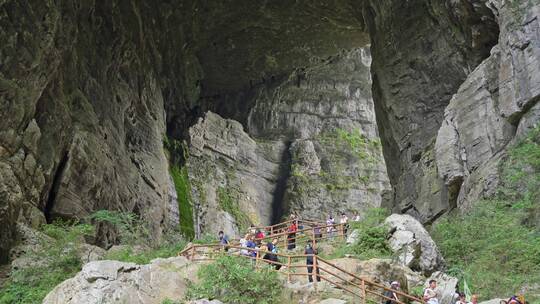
[384, 214, 444, 275]
[425, 272, 459, 304]
[43, 256, 200, 304]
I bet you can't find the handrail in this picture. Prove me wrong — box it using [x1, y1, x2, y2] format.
[179, 243, 425, 304]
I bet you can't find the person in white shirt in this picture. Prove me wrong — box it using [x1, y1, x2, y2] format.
[240, 233, 249, 256]
[423, 280, 439, 304]
[326, 215, 335, 237]
[353, 211, 361, 222]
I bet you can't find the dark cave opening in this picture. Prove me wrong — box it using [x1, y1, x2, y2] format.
[44, 152, 70, 224]
[270, 140, 293, 225]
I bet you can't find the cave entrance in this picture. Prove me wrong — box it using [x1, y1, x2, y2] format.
[270, 140, 292, 225]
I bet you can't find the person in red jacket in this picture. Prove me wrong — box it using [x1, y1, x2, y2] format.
[287, 221, 297, 250]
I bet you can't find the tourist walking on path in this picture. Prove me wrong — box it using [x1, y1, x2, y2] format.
[287, 221, 298, 250]
[263, 238, 281, 270]
[468, 295, 479, 304]
[424, 280, 439, 304]
[218, 230, 229, 252]
[339, 212, 349, 236]
[353, 211, 361, 222]
[382, 281, 400, 304]
[455, 292, 467, 304]
[326, 215, 336, 237]
[304, 243, 320, 282]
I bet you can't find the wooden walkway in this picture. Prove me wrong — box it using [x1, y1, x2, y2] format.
[179, 220, 425, 304]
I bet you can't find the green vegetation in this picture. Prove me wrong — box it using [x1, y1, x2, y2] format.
[432, 126, 540, 302]
[92, 210, 187, 265]
[322, 208, 391, 260]
[170, 164, 195, 239]
[164, 136, 196, 239]
[217, 186, 250, 231]
[186, 255, 281, 304]
[0, 221, 94, 304]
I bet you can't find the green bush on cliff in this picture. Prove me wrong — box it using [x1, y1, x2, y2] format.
[323, 207, 391, 260]
[0, 221, 94, 304]
[217, 187, 250, 231]
[433, 125, 540, 302]
[92, 210, 187, 264]
[186, 255, 281, 304]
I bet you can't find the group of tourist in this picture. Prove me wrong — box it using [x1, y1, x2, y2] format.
[383, 279, 524, 304]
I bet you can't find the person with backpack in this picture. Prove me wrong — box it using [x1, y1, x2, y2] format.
[382, 281, 400, 304]
[263, 238, 281, 270]
[424, 280, 439, 304]
[304, 243, 320, 283]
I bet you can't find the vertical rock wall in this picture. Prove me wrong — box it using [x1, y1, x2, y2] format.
[247, 48, 390, 220]
[0, 0, 198, 261]
[362, 0, 501, 222]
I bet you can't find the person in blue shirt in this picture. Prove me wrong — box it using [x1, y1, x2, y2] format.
[246, 235, 257, 258]
[218, 230, 229, 252]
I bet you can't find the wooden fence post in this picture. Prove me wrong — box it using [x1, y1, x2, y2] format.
[361, 279, 366, 304]
[287, 256, 291, 283]
[313, 255, 318, 292]
[190, 246, 195, 261]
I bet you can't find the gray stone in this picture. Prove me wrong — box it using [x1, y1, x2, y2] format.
[425, 272, 459, 304]
[43, 256, 197, 304]
[319, 299, 347, 304]
[187, 111, 286, 237]
[346, 229, 360, 244]
[384, 214, 444, 276]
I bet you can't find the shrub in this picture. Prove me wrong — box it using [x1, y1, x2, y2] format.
[0, 221, 94, 304]
[93, 210, 188, 264]
[90, 210, 150, 246]
[186, 255, 281, 304]
[322, 208, 391, 260]
[433, 126, 540, 302]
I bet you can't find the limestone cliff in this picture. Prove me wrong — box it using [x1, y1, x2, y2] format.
[0, 0, 539, 263]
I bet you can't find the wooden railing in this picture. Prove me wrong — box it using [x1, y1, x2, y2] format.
[178, 243, 425, 304]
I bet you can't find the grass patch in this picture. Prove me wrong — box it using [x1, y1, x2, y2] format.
[432, 125, 540, 302]
[0, 222, 94, 304]
[186, 255, 281, 304]
[321, 208, 391, 260]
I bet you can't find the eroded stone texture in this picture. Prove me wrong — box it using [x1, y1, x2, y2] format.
[0, 0, 197, 261]
[186, 112, 286, 237]
[435, 0, 540, 211]
[247, 48, 390, 220]
[43, 257, 199, 304]
[362, 0, 500, 222]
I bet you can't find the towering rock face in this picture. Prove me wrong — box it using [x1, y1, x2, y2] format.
[247, 48, 390, 220]
[362, 0, 500, 222]
[435, 0, 540, 211]
[185, 48, 390, 236]
[1, 0, 539, 260]
[186, 112, 287, 237]
[0, 0, 196, 262]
